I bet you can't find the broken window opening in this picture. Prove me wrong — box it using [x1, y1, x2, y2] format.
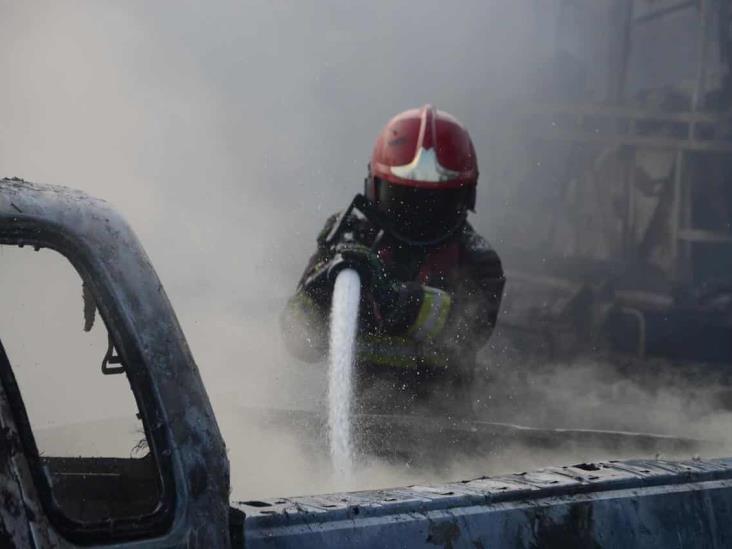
[0, 243, 172, 542]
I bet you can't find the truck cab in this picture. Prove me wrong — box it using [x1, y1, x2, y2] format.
[0, 178, 230, 547]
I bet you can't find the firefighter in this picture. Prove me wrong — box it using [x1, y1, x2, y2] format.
[281, 105, 505, 410]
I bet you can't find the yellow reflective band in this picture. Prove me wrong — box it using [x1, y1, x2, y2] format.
[430, 290, 452, 339]
[407, 286, 452, 341]
[291, 292, 319, 315]
[358, 335, 420, 369]
[407, 291, 435, 339]
[357, 334, 451, 369]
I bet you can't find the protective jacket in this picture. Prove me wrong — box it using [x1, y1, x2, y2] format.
[281, 204, 505, 374]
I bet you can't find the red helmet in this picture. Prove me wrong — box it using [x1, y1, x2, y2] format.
[365, 105, 478, 244]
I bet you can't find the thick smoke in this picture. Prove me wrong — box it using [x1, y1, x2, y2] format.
[1, 1, 730, 501]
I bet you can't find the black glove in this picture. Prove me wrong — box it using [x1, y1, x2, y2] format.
[327, 242, 400, 316]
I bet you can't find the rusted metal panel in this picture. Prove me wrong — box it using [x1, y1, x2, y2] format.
[238, 458, 732, 548]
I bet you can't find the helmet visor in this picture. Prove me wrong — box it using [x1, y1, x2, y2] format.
[375, 180, 472, 243]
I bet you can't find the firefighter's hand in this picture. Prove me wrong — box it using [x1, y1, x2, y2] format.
[328, 243, 398, 308]
[328, 243, 382, 284]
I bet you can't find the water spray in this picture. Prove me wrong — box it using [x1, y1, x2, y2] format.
[327, 268, 361, 477]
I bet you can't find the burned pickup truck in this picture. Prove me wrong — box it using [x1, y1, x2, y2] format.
[2, 177, 732, 548]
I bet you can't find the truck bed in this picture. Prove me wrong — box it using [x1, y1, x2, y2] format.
[235, 457, 732, 548]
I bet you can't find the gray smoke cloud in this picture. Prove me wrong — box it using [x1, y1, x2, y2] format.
[1, 1, 728, 501]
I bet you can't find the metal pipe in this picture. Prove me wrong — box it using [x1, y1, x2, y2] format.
[620, 306, 647, 358]
[634, 0, 697, 25]
[625, 126, 638, 260]
[670, 149, 685, 281]
[607, 0, 635, 104]
[692, 0, 712, 133]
